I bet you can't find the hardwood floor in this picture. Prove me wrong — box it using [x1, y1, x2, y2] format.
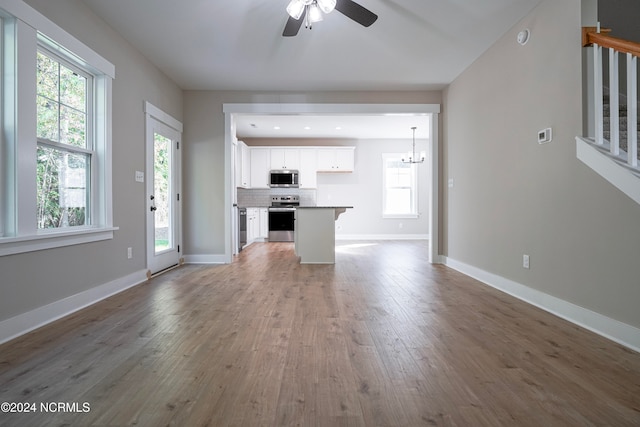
[1, 241, 639, 426]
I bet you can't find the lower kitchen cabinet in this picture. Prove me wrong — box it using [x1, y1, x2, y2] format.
[259, 208, 269, 239]
[246, 208, 258, 244]
[246, 208, 269, 246]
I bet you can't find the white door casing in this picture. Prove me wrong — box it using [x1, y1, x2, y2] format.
[145, 102, 183, 275]
[222, 103, 441, 264]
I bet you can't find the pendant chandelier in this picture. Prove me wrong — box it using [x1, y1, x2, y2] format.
[401, 127, 425, 164]
[286, 0, 337, 28]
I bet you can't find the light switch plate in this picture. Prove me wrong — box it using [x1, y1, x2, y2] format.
[135, 171, 144, 182]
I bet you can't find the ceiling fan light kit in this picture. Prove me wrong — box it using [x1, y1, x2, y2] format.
[317, 0, 337, 14]
[283, 0, 377, 37]
[286, 0, 306, 20]
[286, 0, 335, 20]
[308, 3, 324, 23]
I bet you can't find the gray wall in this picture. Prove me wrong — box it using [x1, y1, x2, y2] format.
[0, 0, 183, 322]
[443, 0, 640, 328]
[599, 0, 640, 41]
[182, 91, 441, 256]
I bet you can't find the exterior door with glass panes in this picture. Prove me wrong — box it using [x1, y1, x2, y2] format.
[146, 117, 181, 275]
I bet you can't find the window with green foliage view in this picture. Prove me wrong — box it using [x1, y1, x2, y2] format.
[36, 50, 93, 229]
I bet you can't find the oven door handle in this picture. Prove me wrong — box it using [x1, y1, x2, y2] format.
[268, 208, 296, 212]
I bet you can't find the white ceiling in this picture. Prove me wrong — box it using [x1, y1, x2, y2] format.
[79, 0, 542, 138]
[235, 114, 430, 139]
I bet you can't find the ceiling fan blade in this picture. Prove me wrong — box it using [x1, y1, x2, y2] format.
[335, 0, 378, 27]
[283, 8, 306, 37]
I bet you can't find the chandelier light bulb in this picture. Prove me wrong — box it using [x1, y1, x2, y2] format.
[401, 127, 425, 164]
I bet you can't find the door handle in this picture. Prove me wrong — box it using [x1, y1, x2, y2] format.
[150, 206, 157, 212]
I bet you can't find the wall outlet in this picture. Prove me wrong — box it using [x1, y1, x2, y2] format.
[135, 171, 144, 183]
[523, 254, 530, 269]
[448, 178, 454, 188]
[127, 247, 133, 259]
[398, 222, 403, 229]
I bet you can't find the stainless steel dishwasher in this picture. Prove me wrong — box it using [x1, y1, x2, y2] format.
[238, 207, 247, 251]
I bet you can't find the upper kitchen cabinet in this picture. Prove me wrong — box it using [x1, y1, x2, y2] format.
[270, 148, 300, 170]
[316, 147, 355, 172]
[250, 148, 270, 188]
[236, 141, 251, 188]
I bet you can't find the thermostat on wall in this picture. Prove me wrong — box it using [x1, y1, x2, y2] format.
[538, 128, 552, 144]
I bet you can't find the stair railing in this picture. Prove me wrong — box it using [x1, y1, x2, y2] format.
[583, 26, 639, 168]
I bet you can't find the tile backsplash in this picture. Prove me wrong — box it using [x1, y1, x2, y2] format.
[237, 188, 317, 207]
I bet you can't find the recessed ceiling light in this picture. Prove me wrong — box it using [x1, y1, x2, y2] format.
[273, 126, 281, 130]
[304, 126, 311, 130]
[335, 126, 342, 130]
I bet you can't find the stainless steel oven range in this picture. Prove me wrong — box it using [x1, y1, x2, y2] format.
[268, 195, 299, 242]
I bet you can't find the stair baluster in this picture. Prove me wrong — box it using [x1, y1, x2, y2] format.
[628, 53, 638, 168]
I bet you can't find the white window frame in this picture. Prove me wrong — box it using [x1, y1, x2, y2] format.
[36, 47, 94, 230]
[382, 153, 419, 219]
[0, 1, 116, 256]
[0, 14, 5, 240]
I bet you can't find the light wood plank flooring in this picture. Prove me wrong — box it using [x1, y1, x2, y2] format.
[1, 241, 639, 426]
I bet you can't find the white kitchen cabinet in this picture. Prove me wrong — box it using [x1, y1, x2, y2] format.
[236, 141, 250, 188]
[270, 148, 300, 170]
[316, 147, 355, 172]
[299, 148, 317, 188]
[245, 207, 267, 245]
[246, 208, 259, 243]
[250, 148, 270, 188]
[259, 208, 269, 239]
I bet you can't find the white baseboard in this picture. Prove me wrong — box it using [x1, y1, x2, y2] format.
[183, 254, 228, 264]
[444, 257, 640, 353]
[0, 269, 148, 345]
[336, 234, 429, 241]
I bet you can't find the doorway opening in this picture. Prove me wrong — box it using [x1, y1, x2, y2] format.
[223, 103, 441, 264]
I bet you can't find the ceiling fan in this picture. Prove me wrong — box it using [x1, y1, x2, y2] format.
[283, 0, 378, 37]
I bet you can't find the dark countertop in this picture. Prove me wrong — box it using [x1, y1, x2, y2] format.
[296, 206, 353, 209]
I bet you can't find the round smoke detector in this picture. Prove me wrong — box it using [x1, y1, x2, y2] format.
[517, 29, 530, 45]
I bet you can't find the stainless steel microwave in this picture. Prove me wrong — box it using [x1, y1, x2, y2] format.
[269, 170, 299, 188]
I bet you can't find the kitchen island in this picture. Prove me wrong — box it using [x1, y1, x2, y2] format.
[294, 206, 352, 264]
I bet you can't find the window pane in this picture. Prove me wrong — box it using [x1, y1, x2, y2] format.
[386, 168, 411, 187]
[36, 50, 88, 148]
[60, 66, 86, 112]
[37, 94, 59, 142]
[36, 52, 58, 99]
[383, 154, 417, 216]
[60, 104, 86, 147]
[37, 146, 89, 229]
[154, 133, 172, 252]
[386, 188, 411, 214]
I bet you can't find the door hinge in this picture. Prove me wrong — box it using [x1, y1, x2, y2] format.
[178, 245, 180, 253]
[177, 141, 180, 149]
[177, 193, 180, 201]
